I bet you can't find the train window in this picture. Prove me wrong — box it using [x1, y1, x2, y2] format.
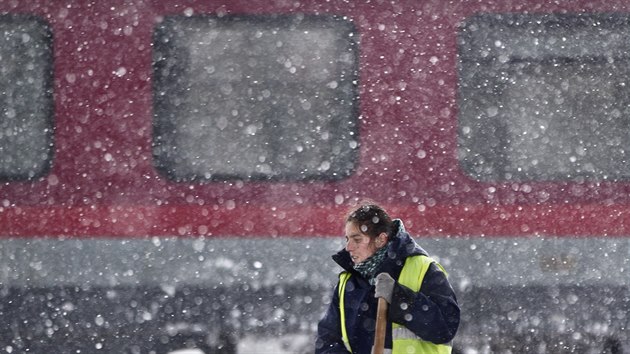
[152, 15, 358, 181]
[458, 14, 630, 181]
[0, 16, 53, 181]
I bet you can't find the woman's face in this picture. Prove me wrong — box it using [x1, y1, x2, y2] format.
[344, 221, 379, 264]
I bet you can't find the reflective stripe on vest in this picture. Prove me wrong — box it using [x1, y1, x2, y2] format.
[338, 272, 353, 353]
[338, 255, 452, 354]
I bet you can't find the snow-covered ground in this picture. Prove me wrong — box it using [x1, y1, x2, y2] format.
[168, 333, 312, 354]
[238, 334, 311, 354]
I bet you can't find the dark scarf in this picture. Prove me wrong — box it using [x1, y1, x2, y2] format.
[353, 245, 388, 285]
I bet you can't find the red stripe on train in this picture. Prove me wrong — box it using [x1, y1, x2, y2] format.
[1, 205, 628, 237]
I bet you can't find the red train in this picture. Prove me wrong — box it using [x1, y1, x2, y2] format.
[1, 0, 629, 352]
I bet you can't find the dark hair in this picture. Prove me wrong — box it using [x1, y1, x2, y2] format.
[346, 202, 393, 239]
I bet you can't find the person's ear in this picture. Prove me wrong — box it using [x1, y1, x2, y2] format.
[377, 233, 388, 247]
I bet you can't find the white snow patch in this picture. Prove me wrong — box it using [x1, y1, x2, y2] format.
[165, 333, 311, 354]
[237, 333, 311, 354]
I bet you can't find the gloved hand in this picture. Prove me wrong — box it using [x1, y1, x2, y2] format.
[374, 272, 395, 304]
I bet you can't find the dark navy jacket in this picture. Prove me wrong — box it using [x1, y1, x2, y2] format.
[315, 220, 460, 354]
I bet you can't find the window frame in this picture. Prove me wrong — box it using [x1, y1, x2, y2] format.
[0, 14, 54, 182]
[457, 13, 630, 182]
[151, 14, 360, 182]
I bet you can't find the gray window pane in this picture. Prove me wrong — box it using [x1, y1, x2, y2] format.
[458, 14, 630, 181]
[153, 15, 359, 181]
[0, 16, 53, 181]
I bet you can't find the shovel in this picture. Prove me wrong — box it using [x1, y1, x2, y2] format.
[373, 297, 388, 354]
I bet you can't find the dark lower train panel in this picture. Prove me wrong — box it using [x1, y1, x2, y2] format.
[0, 284, 628, 353]
[456, 285, 630, 353]
[0, 284, 324, 354]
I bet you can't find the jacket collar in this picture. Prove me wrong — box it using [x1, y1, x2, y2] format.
[332, 219, 428, 273]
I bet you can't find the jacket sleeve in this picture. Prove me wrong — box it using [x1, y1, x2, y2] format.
[387, 262, 460, 344]
[315, 283, 352, 354]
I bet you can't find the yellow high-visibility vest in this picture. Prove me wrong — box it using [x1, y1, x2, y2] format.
[338, 255, 452, 354]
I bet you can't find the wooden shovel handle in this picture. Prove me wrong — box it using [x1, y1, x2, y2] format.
[373, 297, 388, 354]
